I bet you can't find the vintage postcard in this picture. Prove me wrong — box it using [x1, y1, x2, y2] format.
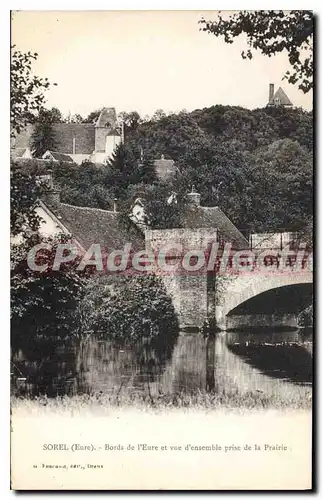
[10, 10, 313, 490]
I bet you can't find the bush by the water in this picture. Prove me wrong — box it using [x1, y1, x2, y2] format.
[79, 274, 179, 347]
[11, 234, 87, 355]
[298, 304, 313, 327]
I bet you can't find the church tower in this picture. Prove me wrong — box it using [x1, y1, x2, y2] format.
[94, 107, 121, 163]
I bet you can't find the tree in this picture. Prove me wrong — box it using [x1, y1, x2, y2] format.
[31, 108, 57, 157]
[118, 111, 142, 130]
[83, 109, 102, 123]
[199, 10, 313, 92]
[79, 274, 179, 347]
[174, 138, 250, 227]
[244, 139, 313, 231]
[10, 160, 42, 237]
[11, 233, 86, 355]
[107, 143, 140, 198]
[48, 107, 64, 123]
[70, 113, 84, 123]
[137, 154, 157, 184]
[151, 109, 167, 121]
[11, 47, 55, 136]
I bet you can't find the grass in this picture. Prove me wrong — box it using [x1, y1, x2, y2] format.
[11, 386, 312, 415]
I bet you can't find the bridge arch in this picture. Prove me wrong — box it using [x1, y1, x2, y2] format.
[215, 272, 313, 330]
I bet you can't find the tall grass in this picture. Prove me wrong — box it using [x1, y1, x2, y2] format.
[11, 386, 312, 416]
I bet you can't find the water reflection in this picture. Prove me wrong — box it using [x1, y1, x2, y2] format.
[226, 330, 312, 385]
[11, 328, 312, 398]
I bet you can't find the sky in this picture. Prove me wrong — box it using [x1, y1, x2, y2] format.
[11, 10, 313, 119]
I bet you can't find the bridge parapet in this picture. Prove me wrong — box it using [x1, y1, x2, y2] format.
[144, 228, 313, 330]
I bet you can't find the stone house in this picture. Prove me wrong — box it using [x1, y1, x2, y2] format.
[12, 108, 122, 165]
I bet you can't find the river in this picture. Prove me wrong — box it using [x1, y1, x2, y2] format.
[11, 328, 312, 402]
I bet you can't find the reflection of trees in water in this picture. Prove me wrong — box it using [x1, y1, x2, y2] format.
[11, 327, 312, 398]
[161, 334, 207, 394]
[11, 336, 79, 397]
[206, 337, 215, 391]
[76, 333, 178, 395]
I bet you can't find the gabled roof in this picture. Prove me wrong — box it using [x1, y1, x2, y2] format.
[179, 205, 249, 249]
[268, 87, 293, 106]
[43, 151, 74, 163]
[47, 202, 144, 252]
[10, 148, 28, 159]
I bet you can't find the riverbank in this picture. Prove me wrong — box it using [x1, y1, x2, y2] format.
[11, 386, 312, 415]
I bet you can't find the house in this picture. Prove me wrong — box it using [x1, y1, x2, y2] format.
[12, 172, 144, 254]
[267, 83, 293, 107]
[178, 187, 249, 249]
[10, 147, 33, 160]
[42, 151, 74, 163]
[129, 186, 249, 250]
[11, 107, 122, 165]
[129, 198, 148, 229]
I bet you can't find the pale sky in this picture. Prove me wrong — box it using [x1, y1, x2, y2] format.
[11, 10, 313, 118]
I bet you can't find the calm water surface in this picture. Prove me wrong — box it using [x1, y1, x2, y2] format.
[11, 328, 312, 399]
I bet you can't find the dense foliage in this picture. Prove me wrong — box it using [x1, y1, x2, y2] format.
[78, 274, 179, 347]
[28, 103, 311, 236]
[11, 48, 54, 136]
[11, 234, 86, 355]
[31, 108, 58, 158]
[10, 160, 42, 237]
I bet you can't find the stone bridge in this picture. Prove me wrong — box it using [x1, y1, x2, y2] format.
[215, 271, 313, 330]
[145, 228, 313, 331]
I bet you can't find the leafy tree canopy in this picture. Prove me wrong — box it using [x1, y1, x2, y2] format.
[11, 47, 55, 136]
[199, 10, 313, 93]
[10, 160, 42, 236]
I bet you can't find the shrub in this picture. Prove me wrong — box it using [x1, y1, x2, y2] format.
[79, 274, 179, 349]
[11, 233, 87, 356]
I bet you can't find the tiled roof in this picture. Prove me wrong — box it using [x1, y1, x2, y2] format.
[179, 205, 249, 249]
[43, 151, 74, 162]
[49, 203, 144, 252]
[12, 123, 96, 154]
[52, 123, 95, 154]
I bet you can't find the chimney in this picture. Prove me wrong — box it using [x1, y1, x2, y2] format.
[42, 169, 60, 208]
[113, 198, 118, 212]
[120, 121, 125, 144]
[269, 83, 274, 103]
[72, 137, 76, 155]
[187, 185, 201, 206]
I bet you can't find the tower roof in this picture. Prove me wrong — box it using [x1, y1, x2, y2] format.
[95, 107, 119, 128]
[268, 87, 293, 107]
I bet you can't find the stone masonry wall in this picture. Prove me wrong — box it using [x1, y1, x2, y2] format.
[145, 228, 218, 328]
